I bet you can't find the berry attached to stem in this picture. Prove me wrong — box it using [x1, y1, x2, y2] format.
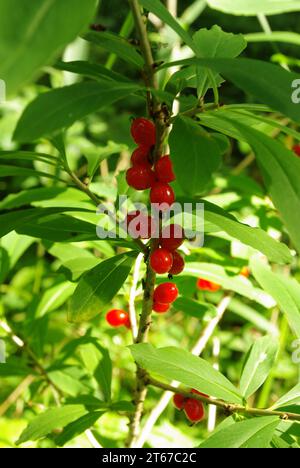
[131, 118, 156, 147]
[150, 248, 173, 274]
[153, 302, 170, 314]
[126, 164, 156, 190]
[106, 309, 129, 327]
[131, 146, 151, 166]
[154, 155, 175, 183]
[160, 224, 185, 251]
[150, 182, 175, 209]
[173, 393, 185, 410]
[184, 398, 205, 423]
[197, 278, 221, 292]
[168, 251, 185, 276]
[153, 282, 178, 304]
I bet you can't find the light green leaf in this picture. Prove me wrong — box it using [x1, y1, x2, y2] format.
[130, 344, 243, 404]
[36, 281, 76, 317]
[14, 81, 140, 142]
[55, 60, 132, 83]
[69, 252, 136, 323]
[251, 258, 300, 339]
[17, 405, 88, 444]
[169, 117, 221, 195]
[0, 0, 98, 94]
[55, 411, 104, 447]
[80, 343, 112, 401]
[271, 383, 300, 409]
[200, 416, 280, 448]
[246, 31, 300, 47]
[207, 0, 300, 16]
[240, 336, 278, 399]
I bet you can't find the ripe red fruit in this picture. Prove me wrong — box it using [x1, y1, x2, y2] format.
[126, 164, 156, 190]
[169, 251, 185, 276]
[240, 266, 250, 278]
[160, 224, 185, 251]
[184, 398, 205, 423]
[197, 278, 221, 292]
[153, 302, 170, 314]
[150, 248, 173, 274]
[125, 211, 157, 239]
[153, 282, 178, 304]
[150, 182, 175, 209]
[131, 146, 151, 166]
[106, 309, 129, 327]
[131, 118, 156, 147]
[154, 155, 175, 183]
[293, 144, 300, 157]
[173, 393, 185, 410]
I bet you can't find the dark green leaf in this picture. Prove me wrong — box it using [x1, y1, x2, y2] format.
[55, 412, 104, 447]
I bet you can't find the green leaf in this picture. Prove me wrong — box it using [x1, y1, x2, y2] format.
[0, 0, 98, 94]
[240, 336, 278, 399]
[199, 416, 280, 448]
[220, 120, 300, 254]
[173, 297, 216, 318]
[69, 252, 136, 323]
[0, 165, 63, 181]
[55, 60, 132, 83]
[271, 383, 300, 409]
[251, 258, 300, 339]
[169, 117, 222, 195]
[14, 81, 140, 142]
[79, 343, 112, 401]
[84, 31, 144, 68]
[130, 344, 243, 404]
[207, 0, 300, 16]
[246, 31, 300, 47]
[54, 411, 104, 447]
[36, 282, 76, 317]
[17, 405, 88, 444]
[140, 0, 195, 51]
[48, 367, 88, 397]
[165, 58, 300, 121]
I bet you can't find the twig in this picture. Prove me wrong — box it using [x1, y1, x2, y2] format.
[207, 337, 220, 432]
[147, 377, 300, 422]
[0, 375, 35, 417]
[129, 253, 144, 340]
[134, 294, 232, 447]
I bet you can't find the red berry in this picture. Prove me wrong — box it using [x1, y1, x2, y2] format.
[106, 309, 129, 327]
[196, 278, 221, 292]
[150, 182, 175, 209]
[184, 398, 205, 423]
[126, 164, 156, 190]
[191, 389, 209, 398]
[153, 282, 178, 304]
[125, 211, 157, 239]
[293, 144, 300, 157]
[160, 224, 185, 251]
[154, 155, 176, 183]
[240, 266, 250, 278]
[153, 302, 170, 314]
[131, 146, 151, 166]
[169, 251, 185, 276]
[150, 248, 173, 274]
[131, 118, 156, 147]
[173, 393, 185, 410]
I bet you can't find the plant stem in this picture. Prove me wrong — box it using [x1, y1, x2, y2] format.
[146, 377, 300, 422]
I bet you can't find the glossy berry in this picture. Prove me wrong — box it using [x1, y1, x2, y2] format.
[106, 309, 129, 327]
[153, 282, 178, 304]
[150, 248, 173, 274]
[131, 118, 156, 147]
[155, 155, 175, 183]
[131, 146, 151, 167]
[173, 393, 185, 410]
[293, 144, 300, 157]
[150, 182, 175, 209]
[125, 211, 157, 239]
[153, 302, 170, 314]
[184, 398, 205, 423]
[197, 278, 221, 292]
[169, 251, 185, 276]
[160, 224, 185, 251]
[126, 164, 156, 190]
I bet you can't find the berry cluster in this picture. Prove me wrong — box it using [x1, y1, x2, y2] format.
[173, 389, 207, 424]
[126, 117, 186, 316]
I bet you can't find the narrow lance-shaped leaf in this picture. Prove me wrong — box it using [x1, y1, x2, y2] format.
[271, 383, 300, 410]
[130, 344, 243, 404]
[239, 336, 278, 400]
[206, 0, 300, 16]
[69, 252, 137, 323]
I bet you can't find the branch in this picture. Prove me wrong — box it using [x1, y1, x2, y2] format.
[147, 377, 300, 422]
[135, 294, 232, 447]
